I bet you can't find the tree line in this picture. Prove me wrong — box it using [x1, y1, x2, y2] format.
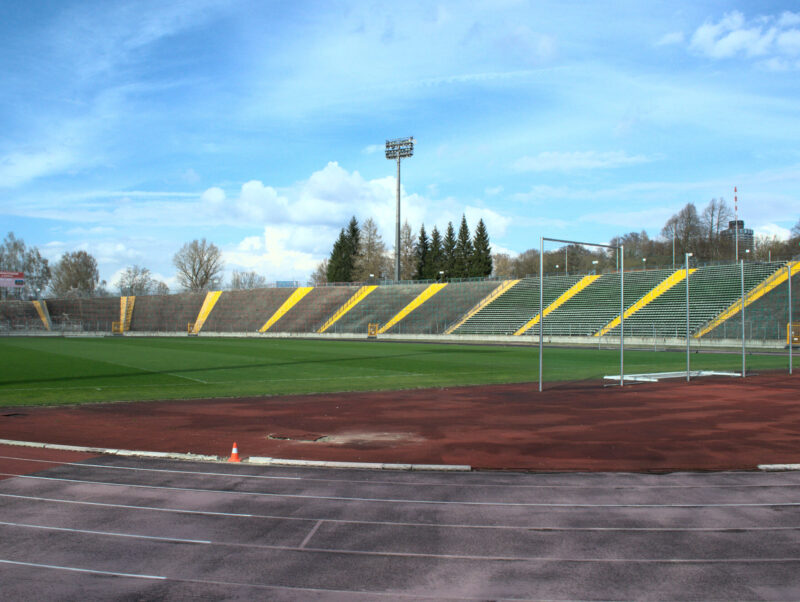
[492, 200, 800, 278]
[0, 233, 259, 299]
[318, 215, 492, 284]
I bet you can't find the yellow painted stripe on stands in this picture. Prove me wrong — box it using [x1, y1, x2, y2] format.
[32, 300, 50, 331]
[595, 268, 696, 337]
[317, 285, 377, 333]
[444, 280, 520, 335]
[259, 287, 313, 333]
[694, 261, 799, 339]
[378, 283, 447, 334]
[191, 291, 222, 334]
[124, 296, 135, 331]
[514, 275, 601, 336]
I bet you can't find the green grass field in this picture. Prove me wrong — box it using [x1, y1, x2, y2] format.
[0, 336, 791, 407]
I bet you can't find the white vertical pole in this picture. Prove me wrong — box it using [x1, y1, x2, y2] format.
[686, 253, 691, 382]
[538, 237, 544, 393]
[395, 156, 401, 282]
[741, 259, 746, 378]
[734, 186, 739, 263]
[789, 263, 793, 376]
[620, 245, 624, 387]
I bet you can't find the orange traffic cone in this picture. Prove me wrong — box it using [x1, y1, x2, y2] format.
[228, 442, 241, 463]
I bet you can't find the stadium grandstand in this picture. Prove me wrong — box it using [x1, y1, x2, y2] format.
[1, 260, 797, 347]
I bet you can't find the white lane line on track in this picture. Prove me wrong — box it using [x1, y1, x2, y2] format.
[0, 520, 211, 544]
[0, 559, 165, 580]
[0, 559, 462, 600]
[6, 492, 800, 532]
[4, 492, 800, 532]
[300, 520, 323, 548]
[3, 455, 800, 490]
[3, 521, 800, 565]
[4, 472, 800, 508]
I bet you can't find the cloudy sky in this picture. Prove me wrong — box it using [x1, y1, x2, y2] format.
[2, 1, 799, 290]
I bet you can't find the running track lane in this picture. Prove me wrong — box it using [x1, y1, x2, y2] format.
[1, 454, 800, 599]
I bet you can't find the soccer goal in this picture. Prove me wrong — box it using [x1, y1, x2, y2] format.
[538, 237, 624, 392]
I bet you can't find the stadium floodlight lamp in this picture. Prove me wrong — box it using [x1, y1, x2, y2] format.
[642, 257, 647, 270]
[386, 136, 415, 281]
[385, 137, 415, 159]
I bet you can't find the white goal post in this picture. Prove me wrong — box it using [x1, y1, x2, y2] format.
[539, 237, 624, 392]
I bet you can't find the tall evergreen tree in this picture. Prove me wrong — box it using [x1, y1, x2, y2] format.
[326, 229, 349, 282]
[470, 218, 492, 277]
[343, 216, 361, 280]
[429, 226, 443, 279]
[326, 216, 361, 282]
[442, 222, 457, 279]
[454, 215, 473, 278]
[415, 224, 430, 280]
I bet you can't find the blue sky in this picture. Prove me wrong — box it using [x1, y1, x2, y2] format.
[1, 1, 799, 289]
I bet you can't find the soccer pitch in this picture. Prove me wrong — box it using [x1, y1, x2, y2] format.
[0, 336, 790, 407]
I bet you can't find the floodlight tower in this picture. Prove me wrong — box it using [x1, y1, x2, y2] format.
[385, 136, 415, 281]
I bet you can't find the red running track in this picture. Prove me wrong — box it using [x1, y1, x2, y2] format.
[1, 372, 798, 471]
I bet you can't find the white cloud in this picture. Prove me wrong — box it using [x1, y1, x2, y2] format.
[689, 11, 800, 66]
[512, 151, 650, 172]
[485, 185, 504, 196]
[464, 205, 512, 238]
[754, 223, 791, 240]
[224, 226, 322, 282]
[0, 149, 77, 188]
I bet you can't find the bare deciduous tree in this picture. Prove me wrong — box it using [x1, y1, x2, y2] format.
[50, 250, 100, 297]
[492, 253, 513, 278]
[399, 221, 417, 280]
[229, 270, 267, 290]
[311, 259, 329, 285]
[701, 198, 732, 259]
[0, 232, 51, 299]
[116, 265, 160, 296]
[353, 218, 388, 281]
[173, 238, 224, 292]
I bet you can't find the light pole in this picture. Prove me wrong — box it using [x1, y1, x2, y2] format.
[685, 252, 693, 382]
[591, 259, 599, 274]
[642, 257, 647, 271]
[385, 136, 415, 282]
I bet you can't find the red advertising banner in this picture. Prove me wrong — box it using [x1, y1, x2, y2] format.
[0, 271, 25, 288]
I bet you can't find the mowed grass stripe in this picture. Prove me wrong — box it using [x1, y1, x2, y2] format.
[0, 337, 789, 407]
[0, 338, 200, 389]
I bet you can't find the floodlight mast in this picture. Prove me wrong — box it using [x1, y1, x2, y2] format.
[386, 136, 415, 281]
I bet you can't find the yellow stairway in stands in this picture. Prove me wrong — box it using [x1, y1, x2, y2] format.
[596, 268, 695, 337]
[514, 275, 600, 335]
[191, 291, 222, 334]
[120, 296, 135, 331]
[378, 283, 447, 334]
[444, 279, 519, 334]
[694, 261, 800, 338]
[259, 287, 313, 333]
[32, 300, 51, 330]
[318, 285, 377, 333]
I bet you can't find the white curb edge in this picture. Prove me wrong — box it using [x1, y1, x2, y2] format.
[246, 456, 471, 471]
[758, 464, 800, 471]
[0, 439, 471, 472]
